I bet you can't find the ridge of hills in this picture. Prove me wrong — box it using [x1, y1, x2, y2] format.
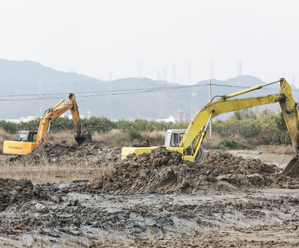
[0, 58, 297, 120]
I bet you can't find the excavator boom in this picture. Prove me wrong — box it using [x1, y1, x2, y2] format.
[180, 79, 299, 152]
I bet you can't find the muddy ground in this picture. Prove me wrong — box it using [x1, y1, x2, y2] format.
[0, 143, 299, 247]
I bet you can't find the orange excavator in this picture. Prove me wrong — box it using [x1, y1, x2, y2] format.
[3, 93, 91, 155]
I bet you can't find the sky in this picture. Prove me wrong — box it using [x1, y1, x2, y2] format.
[0, 0, 298, 86]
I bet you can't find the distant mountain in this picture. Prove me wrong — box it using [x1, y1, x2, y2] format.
[0, 58, 297, 120]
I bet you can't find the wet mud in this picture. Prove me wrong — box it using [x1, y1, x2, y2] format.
[1, 144, 299, 247]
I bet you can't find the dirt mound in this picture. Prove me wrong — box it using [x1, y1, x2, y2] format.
[0, 178, 49, 211]
[91, 148, 282, 194]
[8, 143, 121, 166]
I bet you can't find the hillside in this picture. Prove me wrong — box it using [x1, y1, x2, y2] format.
[0, 58, 297, 120]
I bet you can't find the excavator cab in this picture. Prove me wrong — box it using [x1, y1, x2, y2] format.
[16, 131, 37, 142]
[165, 129, 204, 163]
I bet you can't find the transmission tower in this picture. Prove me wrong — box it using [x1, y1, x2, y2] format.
[172, 63, 177, 83]
[157, 70, 160, 81]
[163, 68, 167, 81]
[109, 73, 112, 81]
[187, 62, 191, 85]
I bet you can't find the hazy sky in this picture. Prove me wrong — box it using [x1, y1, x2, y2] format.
[0, 0, 298, 85]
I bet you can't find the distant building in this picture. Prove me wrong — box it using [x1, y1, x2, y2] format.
[174, 108, 190, 123]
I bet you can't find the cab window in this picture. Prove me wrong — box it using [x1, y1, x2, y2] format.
[18, 133, 28, 141]
[170, 133, 178, 147]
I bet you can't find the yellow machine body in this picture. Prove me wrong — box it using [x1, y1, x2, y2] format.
[3, 141, 39, 155]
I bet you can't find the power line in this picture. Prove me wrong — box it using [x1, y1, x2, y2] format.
[0, 81, 295, 102]
[0, 84, 209, 101]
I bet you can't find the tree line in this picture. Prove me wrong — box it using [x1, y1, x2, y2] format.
[0, 108, 291, 145]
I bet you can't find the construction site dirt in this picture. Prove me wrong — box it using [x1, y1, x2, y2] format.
[0, 143, 299, 247]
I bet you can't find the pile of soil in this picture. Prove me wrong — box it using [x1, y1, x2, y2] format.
[8, 143, 121, 167]
[91, 148, 283, 194]
[0, 178, 49, 211]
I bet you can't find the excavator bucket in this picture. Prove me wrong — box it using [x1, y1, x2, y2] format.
[281, 157, 299, 178]
[75, 137, 86, 145]
[75, 132, 92, 146]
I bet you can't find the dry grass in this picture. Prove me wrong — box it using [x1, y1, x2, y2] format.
[92, 129, 130, 146]
[0, 159, 115, 183]
[133, 130, 165, 146]
[92, 129, 165, 147]
[0, 129, 15, 152]
[203, 133, 222, 149]
[259, 145, 295, 155]
[49, 130, 77, 144]
[48, 129, 166, 147]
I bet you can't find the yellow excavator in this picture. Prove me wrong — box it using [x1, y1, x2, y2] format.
[3, 93, 91, 155]
[122, 78, 299, 177]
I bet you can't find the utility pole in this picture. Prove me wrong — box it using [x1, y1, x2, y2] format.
[209, 79, 212, 138]
[163, 68, 167, 81]
[191, 88, 197, 118]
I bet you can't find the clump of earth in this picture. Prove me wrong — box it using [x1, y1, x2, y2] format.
[8, 143, 121, 167]
[91, 147, 290, 194]
[0, 178, 49, 211]
[7, 143, 297, 194]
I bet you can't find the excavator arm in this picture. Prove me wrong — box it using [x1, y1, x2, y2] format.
[179, 78, 299, 161]
[35, 93, 89, 145]
[3, 93, 90, 155]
